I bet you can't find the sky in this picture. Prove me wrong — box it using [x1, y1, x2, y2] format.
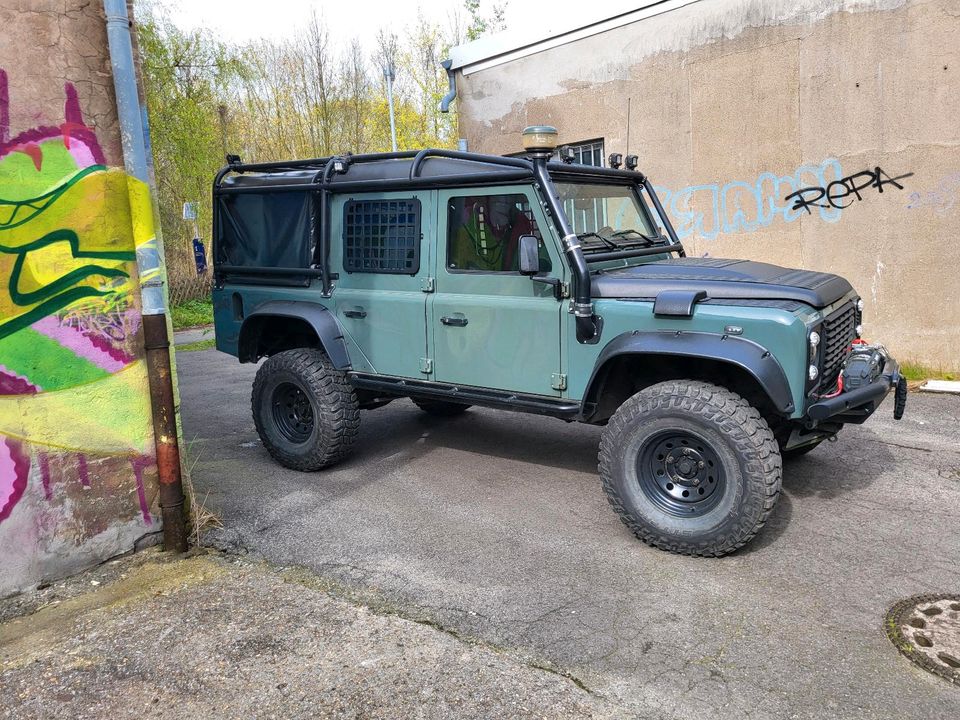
[165, 0, 638, 52]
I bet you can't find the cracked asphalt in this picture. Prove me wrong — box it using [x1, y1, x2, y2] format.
[178, 345, 960, 719]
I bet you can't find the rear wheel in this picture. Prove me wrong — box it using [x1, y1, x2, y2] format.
[413, 399, 471, 417]
[251, 348, 360, 471]
[598, 381, 781, 557]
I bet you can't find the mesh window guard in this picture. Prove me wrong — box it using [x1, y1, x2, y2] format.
[343, 198, 421, 274]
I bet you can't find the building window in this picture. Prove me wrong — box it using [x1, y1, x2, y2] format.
[343, 198, 421, 274]
[564, 139, 604, 167]
[559, 139, 607, 232]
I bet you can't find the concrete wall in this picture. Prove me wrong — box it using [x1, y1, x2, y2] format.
[0, 2, 163, 595]
[456, 0, 960, 369]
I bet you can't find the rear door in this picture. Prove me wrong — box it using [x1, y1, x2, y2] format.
[429, 186, 566, 396]
[330, 190, 433, 378]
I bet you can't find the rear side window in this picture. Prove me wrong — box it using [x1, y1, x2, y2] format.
[343, 198, 421, 274]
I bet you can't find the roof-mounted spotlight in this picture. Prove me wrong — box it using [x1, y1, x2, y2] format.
[625, 154, 638, 171]
[522, 125, 559, 154]
[226, 153, 242, 166]
[331, 157, 348, 174]
[558, 145, 576, 164]
[608, 153, 623, 169]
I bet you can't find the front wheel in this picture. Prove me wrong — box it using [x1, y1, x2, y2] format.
[598, 381, 781, 557]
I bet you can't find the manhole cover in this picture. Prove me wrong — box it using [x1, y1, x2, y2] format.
[885, 594, 960, 685]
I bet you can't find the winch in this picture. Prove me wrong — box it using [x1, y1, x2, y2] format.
[841, 342, 886, 390]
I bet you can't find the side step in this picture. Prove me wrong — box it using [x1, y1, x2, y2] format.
[349, 373, 581, 420]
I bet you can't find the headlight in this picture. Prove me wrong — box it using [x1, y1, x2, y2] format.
[856, 324, 864, 337]
[809, 330, 820, 360]
[808, 364, 819, 381]
[857, 298, 865, 313]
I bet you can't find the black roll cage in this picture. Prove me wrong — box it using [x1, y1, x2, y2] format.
[212, 149, 684, 320]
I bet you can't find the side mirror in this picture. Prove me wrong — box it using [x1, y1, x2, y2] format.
[518, 235, 540, 275]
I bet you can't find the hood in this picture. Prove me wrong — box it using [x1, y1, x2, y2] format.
[590, 257, 853, 309]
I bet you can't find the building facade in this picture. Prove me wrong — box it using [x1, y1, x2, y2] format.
[448, 0, 960, 369]
[0, 1, 172, 595]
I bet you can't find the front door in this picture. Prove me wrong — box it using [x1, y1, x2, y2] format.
[331, 190, 432, 378]
[430, 187, 566, 396]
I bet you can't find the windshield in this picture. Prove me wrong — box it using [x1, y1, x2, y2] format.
[553, 181, 662, 254]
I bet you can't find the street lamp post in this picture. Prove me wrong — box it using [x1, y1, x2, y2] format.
[384, 63, 398, 152]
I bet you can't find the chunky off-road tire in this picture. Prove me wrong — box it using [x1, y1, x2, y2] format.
[251, 348, 360, 471]
[413, 399, 471, 417]
[780, 439, 823, 460]
[598, 381, 781, 557]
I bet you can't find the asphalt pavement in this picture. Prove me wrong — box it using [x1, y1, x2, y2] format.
[177, 344, 960, 719]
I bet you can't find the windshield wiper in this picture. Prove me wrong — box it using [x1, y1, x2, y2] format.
[608, 228, 657, 244]
[577, 232, 617, 250]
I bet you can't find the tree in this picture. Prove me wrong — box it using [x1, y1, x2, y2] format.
[464, 0, 508, 41]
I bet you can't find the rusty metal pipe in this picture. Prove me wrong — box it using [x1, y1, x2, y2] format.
[142, 314, 188, 552]
[105, 0, 189, 551]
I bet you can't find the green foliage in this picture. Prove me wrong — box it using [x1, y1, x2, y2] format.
[170, 299, 214, 330]
[900, 360, 957, 382]
[465, 0, 508, 41]
[177, 338, 216, 352]
[134, 1, 468, 303]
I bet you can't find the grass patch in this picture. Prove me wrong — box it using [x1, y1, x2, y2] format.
[900, 361, 956, 383]
[171, 299, 213, 330]
[177, 338, 216, 352]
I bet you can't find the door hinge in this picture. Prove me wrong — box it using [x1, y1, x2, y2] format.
[420, 276, 435, 293]
[420, 358, 433, 374]
[560, 282, 570, 299]
[551, 373, 567, 391]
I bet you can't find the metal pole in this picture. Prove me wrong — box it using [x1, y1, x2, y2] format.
[104, 0, 188, 553]
[385, 65, 398, 152]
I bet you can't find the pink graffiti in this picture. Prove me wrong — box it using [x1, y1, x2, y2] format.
[0, 69, 105, 167]
[130, 456, 154, 525]
[0, 438, 29, 522]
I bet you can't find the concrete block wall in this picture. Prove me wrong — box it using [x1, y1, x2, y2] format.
[456, 0, 960, 369]
[0, 1, 163, 595]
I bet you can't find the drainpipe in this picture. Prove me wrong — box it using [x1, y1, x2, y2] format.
[439, 59, 457, 113]
[104, 0, 188, 553]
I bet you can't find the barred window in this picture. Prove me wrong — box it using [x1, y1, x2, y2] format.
[343, 198, 421, 274]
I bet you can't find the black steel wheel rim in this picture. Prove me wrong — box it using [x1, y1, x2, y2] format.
[636, 430, 726, 517]
[272, 381, 314, 443]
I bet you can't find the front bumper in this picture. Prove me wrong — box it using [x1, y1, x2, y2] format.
[806, 353, 907, 424]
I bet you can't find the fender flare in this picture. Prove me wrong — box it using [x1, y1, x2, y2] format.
[237, 300, 350, 369]
[582, 330, 795, 416]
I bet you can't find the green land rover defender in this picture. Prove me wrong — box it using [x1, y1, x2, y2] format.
[210, 126, 907, 557]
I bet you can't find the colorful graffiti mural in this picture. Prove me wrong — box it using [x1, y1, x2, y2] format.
[656, 158, 845, 241]
[0, 69, 156, 529]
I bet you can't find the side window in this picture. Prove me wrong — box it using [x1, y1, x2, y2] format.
[446, 193, 551, 273]
[343, 198, 421, 274]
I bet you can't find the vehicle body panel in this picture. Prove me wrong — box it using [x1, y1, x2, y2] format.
[430, 185, 568, 396]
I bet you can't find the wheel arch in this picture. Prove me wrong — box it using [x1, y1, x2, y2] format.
[581, 331, 795, 424]
[238, 300, 350, 369]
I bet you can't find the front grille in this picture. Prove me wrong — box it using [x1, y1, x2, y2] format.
[819, 302, 857, 389]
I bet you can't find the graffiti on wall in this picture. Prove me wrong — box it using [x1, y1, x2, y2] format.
[0, 70, 156, 528]
[657, 159, 913, 241]
[655, 158, 846, 240]
[785, 167, 913, 215]
[906, 171, 960, 215]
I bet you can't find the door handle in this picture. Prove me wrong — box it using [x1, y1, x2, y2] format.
[343, 309, 367, 319]
[440, 315, 468, 327]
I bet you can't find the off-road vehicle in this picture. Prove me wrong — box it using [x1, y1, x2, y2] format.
[210, 126, 907, 556]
